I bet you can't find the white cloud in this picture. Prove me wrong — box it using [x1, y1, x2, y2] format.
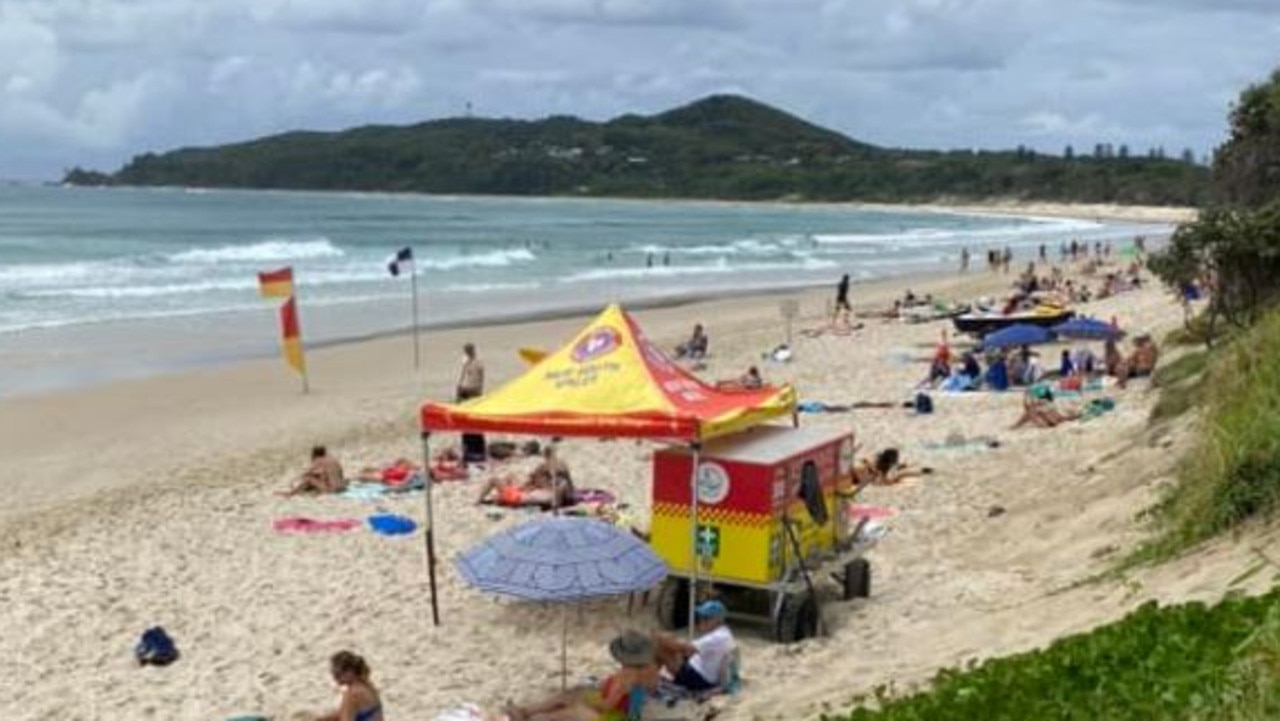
[0, 0, 1278, 178]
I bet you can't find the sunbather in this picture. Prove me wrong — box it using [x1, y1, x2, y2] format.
[507, 631, 659, 721]
[476, 445, 574, 507]
[315, 651, 383, 721]
[675, 324, 708, 359]
[357, 458, 419, 485]
[285, 446, 347, 496]
[1011, 390, 1082, 429]
[1118, 334, 1159, 388]
[851, 447, 930, 486]
[652, 600, 738, 693]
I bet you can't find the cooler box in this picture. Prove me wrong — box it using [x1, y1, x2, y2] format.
[650, 425, 855, 586]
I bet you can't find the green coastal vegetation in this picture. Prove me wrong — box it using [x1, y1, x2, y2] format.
[830, 68, 1280, 721]
[64, 95, 1208, 206]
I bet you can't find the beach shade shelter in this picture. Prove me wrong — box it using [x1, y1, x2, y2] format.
[1052, 317, 1124, 341]
[456, 516, 668, 688]
[979, 323, 1055, 351]
[419, 303, 797, 629]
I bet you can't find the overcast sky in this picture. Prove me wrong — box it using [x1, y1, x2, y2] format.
[1, 0, 1277, 179]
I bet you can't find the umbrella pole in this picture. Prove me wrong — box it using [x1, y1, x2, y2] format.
[421, 432, 441, 627]
[561, 605, 569, 691]
[688, 441, 702, 637]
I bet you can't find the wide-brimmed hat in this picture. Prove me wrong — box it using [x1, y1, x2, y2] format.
[609, 631, 655, 667]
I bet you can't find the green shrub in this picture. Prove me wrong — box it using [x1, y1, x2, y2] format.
[1143, 308, 1280, 557]
[832, 590, 1280, 721]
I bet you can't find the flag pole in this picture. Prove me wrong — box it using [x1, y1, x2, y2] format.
[293, 282, 310, 395]
[420, 432, 441, 626]
[411, 260, 421, 371]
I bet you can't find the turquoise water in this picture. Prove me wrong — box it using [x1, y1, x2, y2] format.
[0, 185, 1166, 395]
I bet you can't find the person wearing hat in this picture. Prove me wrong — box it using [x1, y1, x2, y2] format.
[507, 631, 658, 721]
[652, 599, 738, 693]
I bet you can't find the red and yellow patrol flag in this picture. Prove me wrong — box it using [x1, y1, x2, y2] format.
[257, 266, 309, 392]
[258, 267, 294, 298]
[279, 296, 307, 377]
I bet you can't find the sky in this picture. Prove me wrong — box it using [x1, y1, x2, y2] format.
[0, 0, 1277, 180]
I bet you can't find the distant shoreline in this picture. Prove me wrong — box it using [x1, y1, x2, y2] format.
[52, 182, 1197, 225]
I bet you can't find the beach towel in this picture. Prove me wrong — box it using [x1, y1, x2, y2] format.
[368, 514, 417, 536]
[574, 488, 617, 505]
[341, 482, 392, 501]
[273, 517, 362, 534]
[432, 462, 470, 482]
[1081, 397, 1117, 421]
[846, 504, 898, 521]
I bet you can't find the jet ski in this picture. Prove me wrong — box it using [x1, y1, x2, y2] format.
[952, 303, 1075, 337]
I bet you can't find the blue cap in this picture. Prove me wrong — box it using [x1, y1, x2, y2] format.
[695, 599, 727, 620]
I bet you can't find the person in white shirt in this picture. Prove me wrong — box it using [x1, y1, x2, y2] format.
[653, 600, 737, 692]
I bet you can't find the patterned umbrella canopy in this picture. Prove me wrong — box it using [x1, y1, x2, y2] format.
[455, 516, 668, 602]
[1052, 317, 1125, 340]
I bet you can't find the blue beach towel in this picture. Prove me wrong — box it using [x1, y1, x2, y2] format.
[368, 514, 417, 536]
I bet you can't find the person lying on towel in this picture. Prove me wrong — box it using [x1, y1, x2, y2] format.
[652, 600, 738, 693]
[357, 458, 419, 485]
[475, 445, 575, 507]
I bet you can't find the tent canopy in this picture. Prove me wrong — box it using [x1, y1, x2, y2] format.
[421, 304, 796, 441]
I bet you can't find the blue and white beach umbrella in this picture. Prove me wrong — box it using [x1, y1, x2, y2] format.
[456, 516, 668, 689]
[456, 516, 668, 602]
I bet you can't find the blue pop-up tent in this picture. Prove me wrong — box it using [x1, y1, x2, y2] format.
[980, 323, 1054, 350]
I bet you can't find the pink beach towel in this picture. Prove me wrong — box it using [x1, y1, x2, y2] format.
[846, 504, 898, 522]
[273, 517, 362, 534]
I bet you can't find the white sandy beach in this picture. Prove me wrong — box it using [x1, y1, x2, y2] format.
[7, 224, 1279, 721]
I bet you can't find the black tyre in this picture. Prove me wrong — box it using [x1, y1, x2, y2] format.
[656, 578, 690, 631]
[843, 558, 871, 600]
[775, 592, 819, 643]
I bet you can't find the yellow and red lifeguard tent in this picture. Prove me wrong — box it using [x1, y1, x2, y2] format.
[417, 303, 796, 626]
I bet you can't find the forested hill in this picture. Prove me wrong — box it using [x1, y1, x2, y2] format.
[65, 94, 1209, 205]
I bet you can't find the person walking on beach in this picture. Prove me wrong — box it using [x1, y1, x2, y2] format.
[457, 343, 487, 464]
[834, 273, 852, 318]
[959, 247, 970, 273]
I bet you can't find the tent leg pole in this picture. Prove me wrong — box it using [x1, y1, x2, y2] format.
[688, 442, 702, 637]
[422, 432, 441, 627]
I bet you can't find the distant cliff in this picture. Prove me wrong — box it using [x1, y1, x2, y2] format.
[67, 94, 1209, 205]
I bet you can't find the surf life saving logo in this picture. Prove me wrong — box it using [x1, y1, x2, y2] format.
[571, 327, 622, 363]
[696, 462, 732, 505]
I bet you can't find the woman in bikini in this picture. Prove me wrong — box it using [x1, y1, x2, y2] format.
[317, 651, 384, 721]
[507, 631, 659, 721]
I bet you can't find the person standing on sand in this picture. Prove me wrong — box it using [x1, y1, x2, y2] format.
[457, 343, 484, 402]
[457, 343, 487, 464]
[960, 247, 970, 273]
[834, 273, 852, 315]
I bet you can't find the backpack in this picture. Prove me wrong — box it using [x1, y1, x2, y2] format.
[135, 626, 179, 666]
[914, 392, 934, 415]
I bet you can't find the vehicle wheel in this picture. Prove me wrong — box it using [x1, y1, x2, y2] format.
[775, 592, 819, 643]
[656, 578, 690, 631]
[843, 558, 871, 600]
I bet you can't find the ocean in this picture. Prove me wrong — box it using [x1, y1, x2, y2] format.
[0, 185, 1169, 396]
